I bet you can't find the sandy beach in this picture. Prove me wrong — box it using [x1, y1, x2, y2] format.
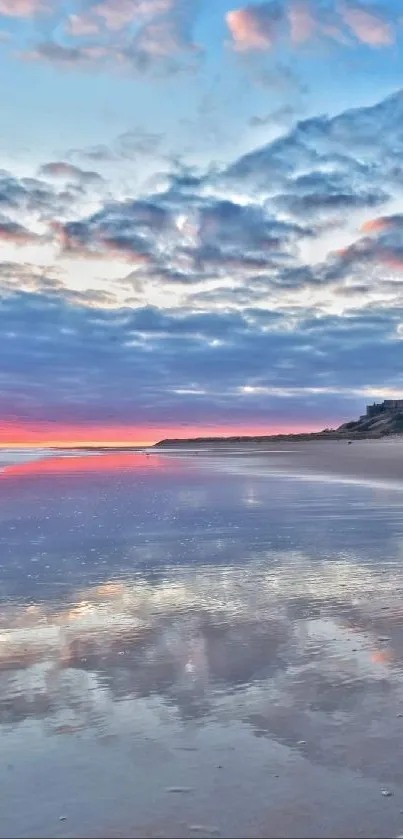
[1, 446, 403, 838]
[159, 438, 403, 488]
[255, 438, 403, 484]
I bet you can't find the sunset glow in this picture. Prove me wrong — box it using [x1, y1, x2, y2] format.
[0, 421, 321, 448]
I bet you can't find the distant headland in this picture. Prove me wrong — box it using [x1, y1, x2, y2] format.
[154, 400, 403, 448]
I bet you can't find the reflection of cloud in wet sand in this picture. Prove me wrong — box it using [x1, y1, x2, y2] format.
[0, 553, 403, 758]
[0, 452, 166, 479]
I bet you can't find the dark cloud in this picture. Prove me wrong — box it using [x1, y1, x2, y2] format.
[0, 171, 54, 213]
[274, 186, 386, 220]
[0, 168, 100, 229]
[1, 265, 403, 429]
[55, 198, 169, 263]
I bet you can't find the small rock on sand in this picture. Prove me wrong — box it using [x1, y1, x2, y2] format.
[166, 787, 193, 794]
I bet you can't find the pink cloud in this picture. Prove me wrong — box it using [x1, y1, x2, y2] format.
[288, 1, 317, 44]
[226, 1, 347, 53]
[226, 2, 283, 52]
[381, 249, 403, 270]
[133, 18, 200, 58]
[39, 161, 103, 185]
[66, 14, 101, 37]
[361, 216, 392, 234]
[0, 222, 37, 244]
[339, 2, 395, 46]
[94, 0, 174, 31]
[40, 161, 84, 178]
[0, 0, 45, 17]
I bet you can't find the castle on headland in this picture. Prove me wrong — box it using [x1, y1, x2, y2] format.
[361, 400, 403, 420]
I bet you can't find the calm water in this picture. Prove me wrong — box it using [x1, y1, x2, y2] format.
[2, 450, 403, 838]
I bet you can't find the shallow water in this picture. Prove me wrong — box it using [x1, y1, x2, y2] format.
[1, 450, 403, 837]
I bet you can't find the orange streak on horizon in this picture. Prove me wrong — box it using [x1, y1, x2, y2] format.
[0, 420, 320, 448]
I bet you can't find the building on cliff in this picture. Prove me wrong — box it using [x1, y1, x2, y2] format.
[363, 400, 403, 420]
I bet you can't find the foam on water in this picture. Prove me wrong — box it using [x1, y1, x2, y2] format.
[0, 448, 55, 469]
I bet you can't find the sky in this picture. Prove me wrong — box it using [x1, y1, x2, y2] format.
[1, 0, 403, 445]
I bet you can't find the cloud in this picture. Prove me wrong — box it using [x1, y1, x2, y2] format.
[53, 198, 170, 264]
[1, 274, 403, 431]
[115, 128, 163, 157]
[0, 168, 106, 242]
[226, 0, 395, 54]
[93, 0, 175, 30]
[329, 211, 403, 274]
[361, 214, 403, 235]
[3, 87, 403, 429]
[0, 0, 44, 17]
[5, 0, 399, 81]
[68, 128, 164, 166]
[20, 0, 201, 75]
[23, 42, 112, 69]
[39, 161, 104, 186]
[287, 0, 317, 43]
[51, 181, 312, 280]
[121, 2, 203, 74]
[0, 171, 53, 212]
[0, 218, 38, 244]
[222, 86, 403, 212]
[339, 1, 395, 46]
[274, 182, 386, 220]
[53, 222, 152, 264]
[249, 103, 301, 127]
[65, 14, 101, 37]
[226, 2, 284, 51]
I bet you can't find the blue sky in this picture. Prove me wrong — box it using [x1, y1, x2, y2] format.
[1, 0, 403, 443]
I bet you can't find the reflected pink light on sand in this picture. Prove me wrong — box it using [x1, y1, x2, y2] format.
[0, 451, 167, 479]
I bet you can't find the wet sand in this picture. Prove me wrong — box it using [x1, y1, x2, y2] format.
[257, 438, 403, 485]
[163, 438, 403, 488]
[1, 448, 403, 837]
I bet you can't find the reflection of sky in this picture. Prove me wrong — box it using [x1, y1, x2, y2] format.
[2, 452, 403, 833]
[0, 453, 402, 604]
[0, 453, 402, 717]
